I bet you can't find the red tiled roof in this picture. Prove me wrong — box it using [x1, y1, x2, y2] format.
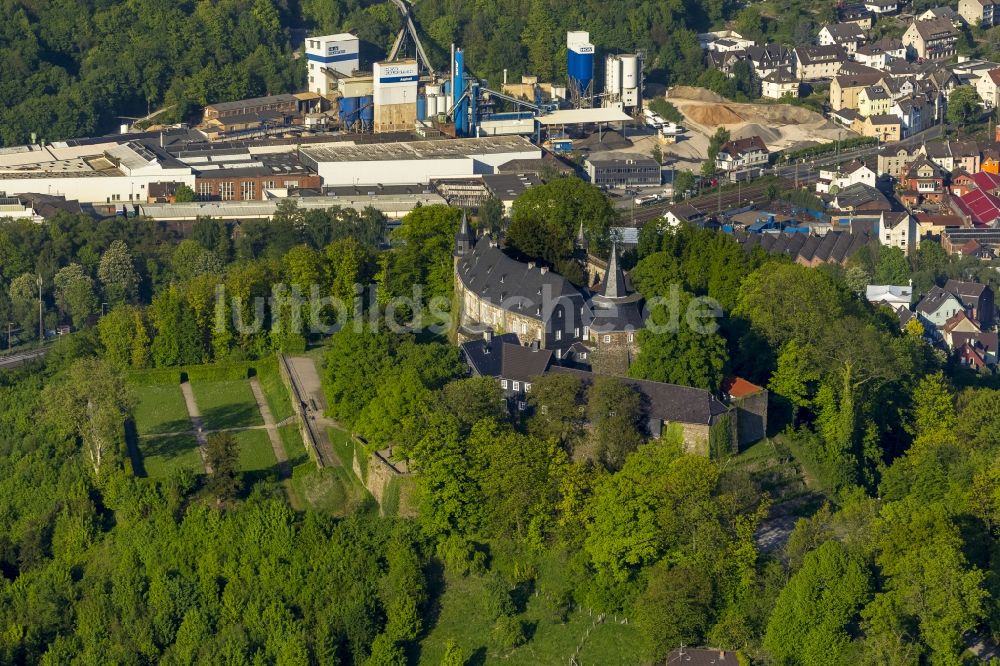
[955, 187, 1000, 226]
[721, 376, 765, 398]
[970, 170, 1000, 193]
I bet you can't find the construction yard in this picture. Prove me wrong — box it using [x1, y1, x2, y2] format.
[660, 86, 856, 169]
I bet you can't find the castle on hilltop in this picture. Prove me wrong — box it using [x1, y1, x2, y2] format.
[453, 213, 643, 373]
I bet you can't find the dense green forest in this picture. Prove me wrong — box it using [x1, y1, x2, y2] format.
[0, 178, 999, 662]
[0, 0, 737, 146]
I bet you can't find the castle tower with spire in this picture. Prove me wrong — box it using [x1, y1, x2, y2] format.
[454, 209, 475, 259]
[586, 242, 645, 374]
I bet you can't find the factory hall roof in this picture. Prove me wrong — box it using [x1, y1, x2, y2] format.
[535, 108, 633, 125]
[300, 136, 538, 162]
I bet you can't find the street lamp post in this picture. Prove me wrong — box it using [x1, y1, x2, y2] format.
[6, 322, 12, 350]
[102, 302, 108, 316]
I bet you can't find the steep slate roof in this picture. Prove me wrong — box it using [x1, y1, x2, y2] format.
[952, 330, 998, 353]
[718, 136, 768, 157]
[456, 243, 585, 323]
[461, 334, 555, 382]
[916, 285, 960, 315]
[589, 245, 646, 332]
[945, 279, 989, 305]
[912, 17, 959, 40]
[550, 366, 731, 426]
[795, 45, 849, 64]
[822, 23, 865, 41]
[731, 229, 873, 265]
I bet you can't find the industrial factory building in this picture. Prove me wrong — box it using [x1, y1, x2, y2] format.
[0, 139, 196, 204]
[298, 136, 541, 186]
[585, 155, 661, 189]
[306, 33, 360, 96]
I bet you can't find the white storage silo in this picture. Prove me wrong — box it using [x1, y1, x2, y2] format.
[621, 55, 639, 90]
[605, 55, 622, 99]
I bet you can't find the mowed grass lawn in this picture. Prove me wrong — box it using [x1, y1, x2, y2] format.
[234, 429, 277, 472]
[140, 434, 203, 478]
[418, 573, 643, 665]
[133, 384, 190, 435]
[191, 380, 264, 431]
[282, 425, 371, 514]
[258, 367, 295, 423]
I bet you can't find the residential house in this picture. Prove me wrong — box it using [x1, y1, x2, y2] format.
[945, 279, 995, 325]
[982, 147, 1000, 173]
[858, 85, 893, 117]
[927, 68, 962, 94]
[892, 95, 937, 136]
[852, 113, 902, 142]
[922, 140, 981, 173]
[959, 0, 1000, 27]
[942, 310, 983, 348]
[902, 18, 960, 61]
[830, 70, 885, 110]
[816, 160, 877, 193]
[732, 229, 876, 267]
[700, 30, 756, 51]
[917, 212, 965, 236]
[865, 0, 898, 14]
[882, 211, 918, 253]
[745, 44, 795, 79]
[794, 45, 849, 80]
[832, 182, 893, 212]
[951, 168, 976, 196]
[853, 44, 891, 70]
[919, 6, 964, 26]
[973, 68, 1000, 107]
[761, 68, 800, 99]
[871, 36, 907, 60]
[867, 284, 913, 309]
[955, 339, 995, 369]
[831, 108, 863, 126]
[878, 145, 921, 178]
[663, 203, 706, 227]
[916, 285, 965, 328]
[954, 238, 998, 260]
[901, 156, 947, 204]
[818, 24, 867, 54]
[839, 4, 875, 29]
[715, 136, 770, 180]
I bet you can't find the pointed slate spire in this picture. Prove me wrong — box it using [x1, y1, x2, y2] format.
[454, 209, 475, 256]
[602, 242, 627, 300]
[575, 220, 588, 250]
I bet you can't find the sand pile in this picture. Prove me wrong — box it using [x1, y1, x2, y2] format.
[684, 104, 746, 126]
[668, 86, 727, 103]
[665, 87, 852, 153]
[732, 123, 783, 144]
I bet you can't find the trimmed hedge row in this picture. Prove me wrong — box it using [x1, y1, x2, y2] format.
[128, 356, 280, 385]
